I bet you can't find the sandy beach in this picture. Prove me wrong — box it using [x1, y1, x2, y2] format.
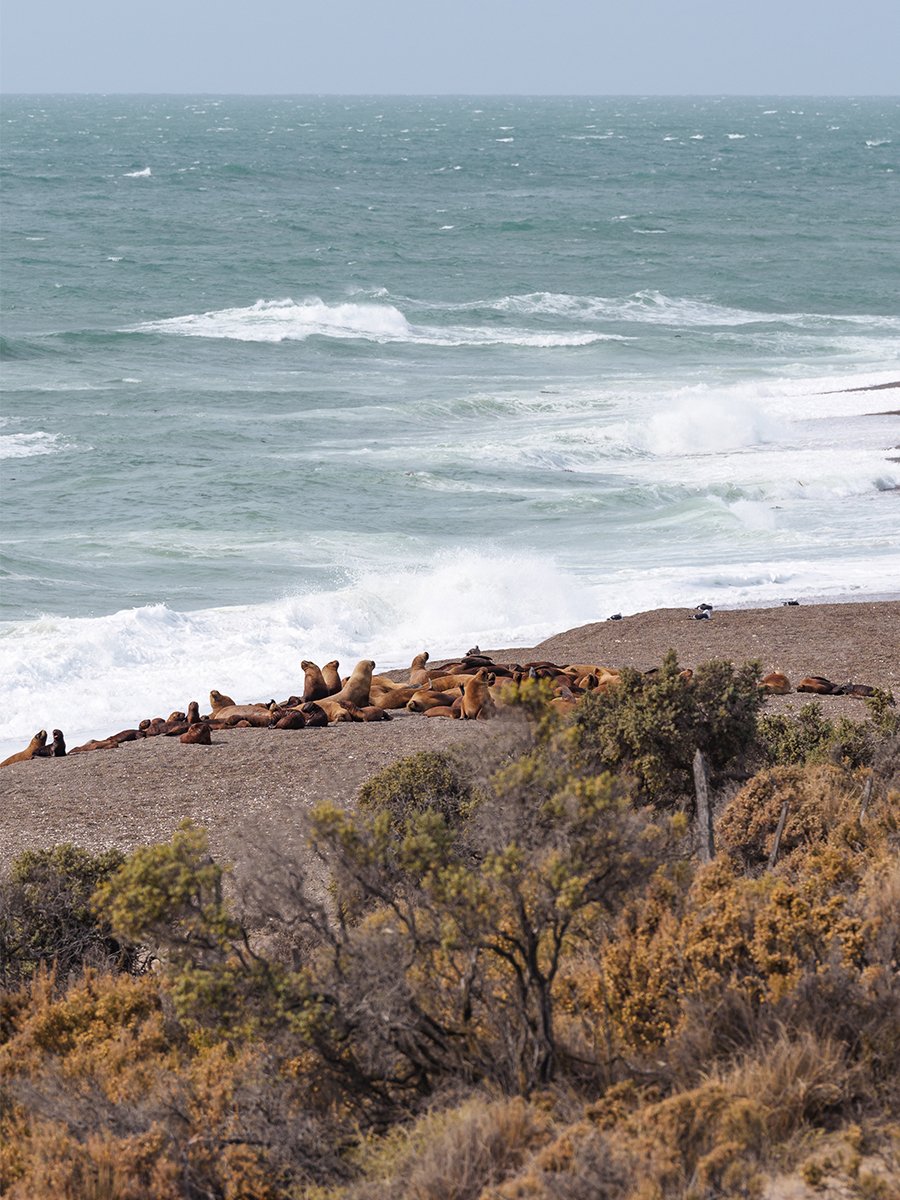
[1, 599, 897, 874]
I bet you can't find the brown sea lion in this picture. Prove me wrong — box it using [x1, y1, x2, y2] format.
[272, 710, 306, 730]
[1, 730, 48, 768]
[33, 729, 67, 758]
[371, 685, 418, 710]
[186, 701, 201, 725]
[212, 705, 272, 727]
[69, 737, 120, 754]
[180, 723, 212, 745]
[108, 727, 143, 744]
[327, 659, 375, 708]
[409, 651, 431, 687]
[834, 682, 884, 700]
[322, 660, 342, 695]
[312, 697, 363, 723]
[407, 687, 459, 713]
[209, 690, 236, 713]
[301, 660, 331, 702]
[759, 672, 791, 695]
[461, 667, 496, 720]
[299, 702, 329, 727]
[423, 705, 459, 718]
[423, 672, 476, 693]
[796, 676, 838, 695]
[357, 705, 393, 722]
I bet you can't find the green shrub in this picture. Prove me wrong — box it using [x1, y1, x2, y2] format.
[757, 703, 875, 769]
[357, 750, 473, 833]
[565, 651, 762, 805]
[0, 844, 134, 988]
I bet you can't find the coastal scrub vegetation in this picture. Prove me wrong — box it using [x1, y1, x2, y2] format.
[1, 656, 898, 1198]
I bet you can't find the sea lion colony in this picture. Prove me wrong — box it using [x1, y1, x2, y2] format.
[0, 649, 887, 768]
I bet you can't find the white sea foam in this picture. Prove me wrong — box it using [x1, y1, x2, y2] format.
[132, 297, 620, 347]
[637, 396, 785, 456]
[123, 167, 152, 177]
[0, 431, 61, 459]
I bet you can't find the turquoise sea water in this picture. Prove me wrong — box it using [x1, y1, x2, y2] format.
[1, 95, 899, 753]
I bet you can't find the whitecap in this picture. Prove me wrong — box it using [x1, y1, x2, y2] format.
[727, 133, 746, 139]
[865, 138, 891, 147]
[123, 166, 151, 178]
[0, 431, 62, 460]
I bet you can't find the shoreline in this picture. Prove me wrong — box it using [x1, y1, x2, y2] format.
[1, 597, 897, 875]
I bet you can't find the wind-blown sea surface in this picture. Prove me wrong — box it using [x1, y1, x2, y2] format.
[1, 95, 899, 757]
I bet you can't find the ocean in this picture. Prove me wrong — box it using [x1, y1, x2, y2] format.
[1, 94, 898, 757]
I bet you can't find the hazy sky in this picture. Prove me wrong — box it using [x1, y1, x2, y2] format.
[2, 0, 899, 95]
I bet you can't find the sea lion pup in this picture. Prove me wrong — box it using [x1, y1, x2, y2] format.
[406, 688, 459, 713]
[796, 676, 838, 695]
[461, 667, 496, 721]
[301, 660, 331, 703]
[759, 672, 792, 695]
[322, 660, 342, 695]
[180, 723, 212, 745]
[1, 730, 48, 768]
[209, 690, 236, 713]
[409, 651, 431, 687]
[326, 659, 376, 708]
[186, 701, 201, 725]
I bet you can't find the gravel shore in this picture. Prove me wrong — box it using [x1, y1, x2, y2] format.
[2, 599, 897, 874]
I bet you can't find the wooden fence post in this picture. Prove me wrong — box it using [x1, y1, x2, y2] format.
[693, 748, 715, 864]
[767, 799, 790, 870]
[859, 773, 874, 822]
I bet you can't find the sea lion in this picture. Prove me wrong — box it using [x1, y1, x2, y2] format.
[406, 688, 459, 713]
[33, 729, 67, 758]
[311, 697, 363, 723]
[461, 667, 496, 720]
[209, 690, 236, 713]
[423, 672, 476, 693]
[211, 705, 272, 727]
[322, 661, 342, 695]
[759, 672, 791, 695]
[186, 701, 201, 725]
[301, 660, 331, 703]
[299, 702, 329, 728]
[423, 706, 459, 718]
[326, 659, 375, 708]
[796, 676, 838, 695]
[180, 723, 212, 745]
[1, 730, 47, 768]
[834, 682, 883, 700]
[69, 737, 120, 754]
[409, 651, 430, 687]
[272, 709, 306, 730]
[370, 685, 418, 710]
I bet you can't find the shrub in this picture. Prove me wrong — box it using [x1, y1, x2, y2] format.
[756, 702, 876, 769]
[716, 763, 859, 871]
[357, 751, 474, 834]
[0, 845, 136, 989]
[566, 651, 762, 805]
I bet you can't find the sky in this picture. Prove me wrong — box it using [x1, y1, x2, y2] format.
[1, 0, 898, 95]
